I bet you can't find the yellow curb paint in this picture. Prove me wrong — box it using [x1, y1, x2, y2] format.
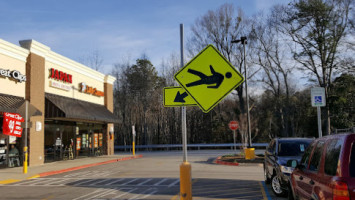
[41, 195, 54, 200]
[0, 179, 21, 185]
[170, 194, 179, 200]
[259, 181, 268, 200]
[27, 175, 40, 179]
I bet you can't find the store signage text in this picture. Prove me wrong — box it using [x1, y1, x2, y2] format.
[79, 82, 104, 97]
[0, 69, 26, 83]
[2, 112, 24, 138]
[50, 68, 72, 83]
[50, 81, 71, 91]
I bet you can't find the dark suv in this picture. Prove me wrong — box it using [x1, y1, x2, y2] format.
[264, 138, 314, 196]
[289, 133, 355, 200]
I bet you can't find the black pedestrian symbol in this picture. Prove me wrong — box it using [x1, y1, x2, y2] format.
[186, 65, 232, 89]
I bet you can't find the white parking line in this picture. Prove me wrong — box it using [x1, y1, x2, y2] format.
[87, 188, 117, 199]
[128, 188, 157, 200]
[140, 188, 158, 199]
[104, 178, 126, 186]
[112, 188, 137, 199]
[137, 178, 153, 186]
[120, 178, 138, 186]
[72, 179, 97, 186]
[47, 178, 78, 186]
[72, 189, 106, 200]
[168, 179, 180, 188]
[32, 178, 57, 185]
[153, 178, 168, 186]
[88, 179, 111, 186]
[13, 178, 50, 185]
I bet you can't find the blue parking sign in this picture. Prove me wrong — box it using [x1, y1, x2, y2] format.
[314, 96, 322, 103]
[311, 87, 325, 107]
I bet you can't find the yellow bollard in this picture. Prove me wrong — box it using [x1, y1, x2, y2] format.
[23, 146, 28, 174]
[132, 141, 135, 156]
[180, 162, 192, 200]
[245, 148, 255, 160]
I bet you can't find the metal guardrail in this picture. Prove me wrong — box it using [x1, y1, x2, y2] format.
[334, 127, 355, 134]
[115, 143, 269, 151]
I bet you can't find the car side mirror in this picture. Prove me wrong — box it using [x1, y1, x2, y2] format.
[296, 164, 306, 170]
[287, 159, 298, 168]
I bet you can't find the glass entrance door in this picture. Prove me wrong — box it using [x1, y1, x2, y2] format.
[0, 136, 8, 168]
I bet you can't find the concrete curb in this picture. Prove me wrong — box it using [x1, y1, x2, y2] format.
[38, 155, 143, 177]
[214, 156, 239, 166]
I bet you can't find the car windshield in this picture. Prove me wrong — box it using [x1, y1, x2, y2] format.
[278, 141, 311, 157]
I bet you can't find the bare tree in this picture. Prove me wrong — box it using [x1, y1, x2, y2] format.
[79, 49, 104, 72]
[274, 0, 355, 134]
[188, 3, 257, 113]
[250, 12, 296, 136]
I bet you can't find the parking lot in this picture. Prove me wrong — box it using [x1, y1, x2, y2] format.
[0, 150, 288, 200]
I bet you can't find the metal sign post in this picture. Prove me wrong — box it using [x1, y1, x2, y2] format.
[179, 23, 192, 200]
[23, 100, 28, 174]
[317, 107, 322, 138]
[132, 125, 136, 156]
[228, 121, 239, 154]
[311, 87, 326, 138]
[233, 130, 236, 153]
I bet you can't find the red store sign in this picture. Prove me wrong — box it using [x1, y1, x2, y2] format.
[50, 68, 72, 83]
[2, 112, 24, 137]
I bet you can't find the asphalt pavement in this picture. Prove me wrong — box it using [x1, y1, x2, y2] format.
[0, 150, 286, 200]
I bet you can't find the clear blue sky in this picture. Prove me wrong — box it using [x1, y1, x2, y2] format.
[0, 0, 287, 74]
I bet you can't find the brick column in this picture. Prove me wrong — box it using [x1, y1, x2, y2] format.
[104, 77, 115, 155]
[25, 53, 45, 166]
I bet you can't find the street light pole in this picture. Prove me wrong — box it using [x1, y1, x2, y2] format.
[232, 37, 252, 148]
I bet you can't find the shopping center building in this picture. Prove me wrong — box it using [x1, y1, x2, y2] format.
[0, 38, 118, 168]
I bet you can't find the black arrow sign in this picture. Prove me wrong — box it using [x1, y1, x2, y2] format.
[174, 91, 188, 103]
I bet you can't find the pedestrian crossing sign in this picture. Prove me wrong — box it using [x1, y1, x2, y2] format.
[174, 45, 244, 113]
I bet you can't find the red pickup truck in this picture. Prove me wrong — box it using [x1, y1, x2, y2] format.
[289, 133, 355, 200]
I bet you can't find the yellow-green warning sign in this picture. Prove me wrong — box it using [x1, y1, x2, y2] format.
[174, 45, 244, 113]
[163, 86, 196, 107]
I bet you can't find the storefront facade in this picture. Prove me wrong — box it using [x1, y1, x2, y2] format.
[0, 39, 117, 168]
[0, 39, 29, 168]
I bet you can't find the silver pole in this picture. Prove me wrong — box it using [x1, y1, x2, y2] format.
[243, 40, 252, 147]
[180, 24, 187, 162]
[25, 100, 28, 148]
[23, 100, 29, 173]
[233, 130, 236, 154]
[317, 106, 322, 138]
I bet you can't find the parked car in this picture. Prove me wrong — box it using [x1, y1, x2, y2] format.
[288, 133, 355, 200]
[264, 138, 314, 196]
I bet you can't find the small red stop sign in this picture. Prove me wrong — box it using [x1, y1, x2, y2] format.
[228, 121, 239, 130]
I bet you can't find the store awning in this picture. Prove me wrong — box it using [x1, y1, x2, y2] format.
[45, 93, 119, 123]
[0, 93, 42, 117]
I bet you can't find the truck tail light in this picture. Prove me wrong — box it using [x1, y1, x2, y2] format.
[333, 181, 350, 200]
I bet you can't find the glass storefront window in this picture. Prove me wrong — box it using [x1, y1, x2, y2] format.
[44, 120, 105, 162]
[0, 113, 23, 168]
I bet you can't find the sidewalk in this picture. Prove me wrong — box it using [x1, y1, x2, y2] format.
[0, 153, 142, 184]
